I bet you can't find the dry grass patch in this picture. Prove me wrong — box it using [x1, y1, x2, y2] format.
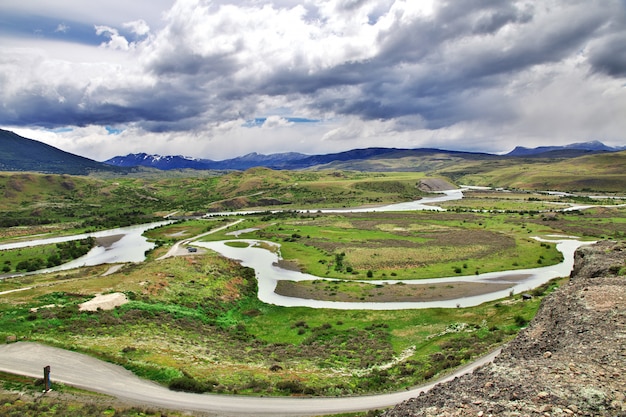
[345, 245, 492, 270]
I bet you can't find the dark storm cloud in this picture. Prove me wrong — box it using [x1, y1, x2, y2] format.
[196, 0, 622, 132]
[305, 1, 615, 124]
[589, 33, 626, 77]
[1, 0, 625, 146]
[2, 78, 207, 130]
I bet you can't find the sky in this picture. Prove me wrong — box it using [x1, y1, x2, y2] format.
[1, 0, 625, 161]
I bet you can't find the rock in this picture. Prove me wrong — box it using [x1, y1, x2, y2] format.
[78, 292, 129, 311]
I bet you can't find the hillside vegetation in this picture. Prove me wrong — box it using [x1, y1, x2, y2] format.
[383, 241, 626, 417]
[0, 173, 164, 233]
[2, 149, 624, 225]
[434, 151, 626, 192]
[0, 170, 431, 239]
[0, 129, 126, 175]
[321, 150, 626, 193]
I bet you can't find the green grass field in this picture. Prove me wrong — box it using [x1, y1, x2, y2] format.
[199, 210, 567, 280]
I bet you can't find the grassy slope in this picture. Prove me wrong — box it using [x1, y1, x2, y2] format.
[434, 151, 626, 192]
[309, 150, 626, 193]
[0, 170, 432, 240]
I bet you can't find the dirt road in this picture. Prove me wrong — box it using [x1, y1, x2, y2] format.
[0, 342, 500, 417]
[156, 219, 244, 261]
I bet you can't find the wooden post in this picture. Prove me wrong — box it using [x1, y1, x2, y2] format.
[43, 365, 51, 392]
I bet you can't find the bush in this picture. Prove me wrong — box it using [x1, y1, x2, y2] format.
[276, 379, 305, 393]
[514, 315, 528, 327]
[169, 376, 209, 393]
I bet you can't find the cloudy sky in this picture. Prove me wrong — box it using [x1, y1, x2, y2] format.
[1, 0, 625, 161]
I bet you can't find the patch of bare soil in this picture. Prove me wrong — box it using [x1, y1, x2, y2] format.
[78, 292, 129, 311]
[275, 280, 514, 302]
[383, 240, 626, 417]
[418, 178, 458, 192]
[273, 259, 302, 271]
[95, 234, 124, 248]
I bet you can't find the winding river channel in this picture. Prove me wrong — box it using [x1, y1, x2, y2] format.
[194, 237, 587, 310]
[1, 190, 591, 309]
[0, 221, 172, 277]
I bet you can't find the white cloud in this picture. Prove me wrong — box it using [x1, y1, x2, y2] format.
[0, 0, 624, 161]
[0, 1, 173, 30]
[55, 23, 70, 33]
[261, 116, 293, 128]
[124, 19, 151, 37]
[95, 25, 131, 50]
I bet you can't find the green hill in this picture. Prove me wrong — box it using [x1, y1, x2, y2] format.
[0, 129, 126, 175]
[433, 151, 626, 192]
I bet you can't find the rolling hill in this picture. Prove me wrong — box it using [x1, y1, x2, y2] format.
[0, 129, 127, 175]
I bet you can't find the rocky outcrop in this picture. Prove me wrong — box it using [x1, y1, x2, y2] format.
[418, 178, 457, 192]
[383, 240, 626, 417]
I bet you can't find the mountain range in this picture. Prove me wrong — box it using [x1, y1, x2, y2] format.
[0, 128, 624, 174]
[104, 142, 624, 171]
[103, 140, 624, 171]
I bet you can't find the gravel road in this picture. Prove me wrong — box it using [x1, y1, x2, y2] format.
[0, 342, 500, 417]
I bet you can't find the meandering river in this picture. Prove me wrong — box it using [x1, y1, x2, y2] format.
[194, 237, 588, 310]
[1, 191, 592, 309]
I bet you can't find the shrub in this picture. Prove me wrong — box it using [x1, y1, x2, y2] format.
[276, 379, 305, 393]
[514, 315, 528, 327]
[169, 376, 209, 393]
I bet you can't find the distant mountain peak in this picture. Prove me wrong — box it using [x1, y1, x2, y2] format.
[506, 141, 620, 157]
[104, 153, 211, 169]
